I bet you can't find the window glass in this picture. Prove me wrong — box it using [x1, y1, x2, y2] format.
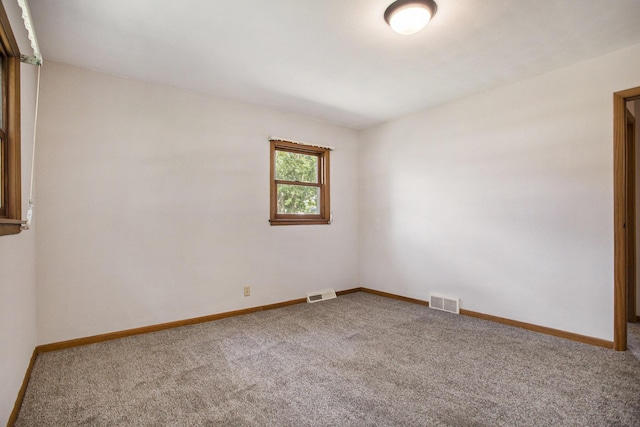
[275, 150, 318, 183]
[0, 54, 5, 214]
[0, 54, 4, 212]
[0, 55, 3, 129]
[0, 135, 3, 211]
[277, 184, 320, 214]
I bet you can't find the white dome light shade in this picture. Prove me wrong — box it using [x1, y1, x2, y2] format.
[384, 0, 437, 35]
[389, 6, 431, 34]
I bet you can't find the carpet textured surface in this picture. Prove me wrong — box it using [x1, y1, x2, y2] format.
[16, 292, 640, 426]
[629, 322, 640, 360]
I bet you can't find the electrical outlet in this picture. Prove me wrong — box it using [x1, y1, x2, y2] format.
[244, 286, 250, 297]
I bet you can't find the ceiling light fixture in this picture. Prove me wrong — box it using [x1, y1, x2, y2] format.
[384, 0, 437, 35]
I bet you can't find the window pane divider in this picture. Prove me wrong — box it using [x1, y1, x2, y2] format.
[275, 180, 321, 188]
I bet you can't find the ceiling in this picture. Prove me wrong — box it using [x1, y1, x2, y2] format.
[28, 0, 640, 129]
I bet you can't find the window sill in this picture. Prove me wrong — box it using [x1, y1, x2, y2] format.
[269, 218, 331, 226]
[0, 219, 22, 236]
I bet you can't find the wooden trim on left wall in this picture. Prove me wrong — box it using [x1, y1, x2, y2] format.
[36, 289, 360, 353]
[7, 349, 37, 427]
[37, 298, 303, 353]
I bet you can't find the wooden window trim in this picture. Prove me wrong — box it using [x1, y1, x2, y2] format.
[269, 140, 330, 226]
[0, 2, 22, 237]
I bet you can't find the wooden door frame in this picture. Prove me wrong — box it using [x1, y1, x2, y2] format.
[627, 108, 637, 323]
[613, 86, 640, 351]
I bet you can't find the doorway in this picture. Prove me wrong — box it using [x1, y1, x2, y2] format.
[613, 86, 640, 351]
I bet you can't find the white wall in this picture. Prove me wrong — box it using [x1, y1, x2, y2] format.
[35, 62, 359, 345]
[359, 43, 640, 341]
[0, 1, 38, 424]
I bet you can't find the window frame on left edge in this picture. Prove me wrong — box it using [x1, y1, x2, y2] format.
[0, 2, 22, 237]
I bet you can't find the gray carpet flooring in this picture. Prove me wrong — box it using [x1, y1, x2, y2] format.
[629, 322, 640, 360]
[15, 292, 640, 426]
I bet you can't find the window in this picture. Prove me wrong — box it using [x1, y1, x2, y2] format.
[270, 139, 330, 226]
[0, 3, 22, 236]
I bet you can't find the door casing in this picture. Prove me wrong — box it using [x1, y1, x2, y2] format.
[613, 87, 640, 351]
